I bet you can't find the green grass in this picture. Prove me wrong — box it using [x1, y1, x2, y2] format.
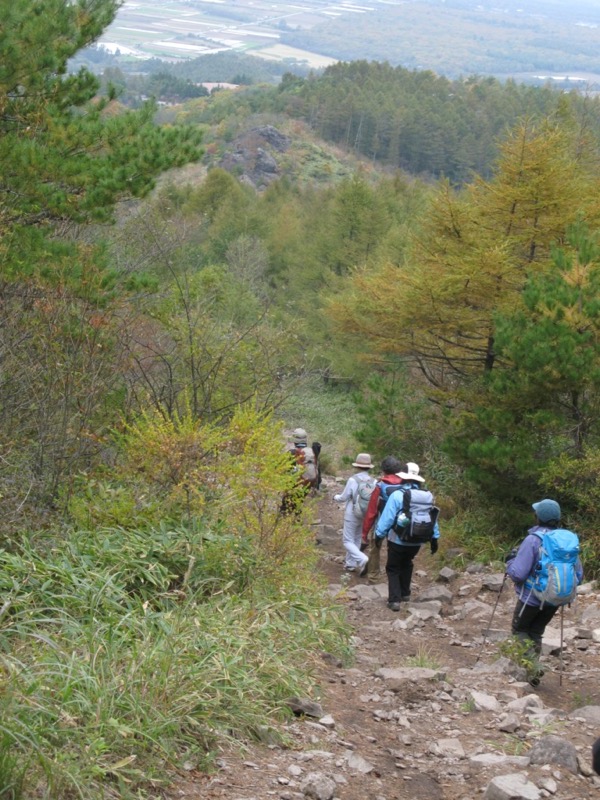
[460, 697, 477, 714]
[0, 523, 351, 798]
[275, 377, 362, 473]
[404, 645, 441, 670]
[497, 636, 538, 675]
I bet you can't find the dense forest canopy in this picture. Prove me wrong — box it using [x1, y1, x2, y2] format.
[274, 61, 600, 182]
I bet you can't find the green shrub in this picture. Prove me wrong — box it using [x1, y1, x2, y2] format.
[65, 479, 164, 530]
[275, 377, 361, 470]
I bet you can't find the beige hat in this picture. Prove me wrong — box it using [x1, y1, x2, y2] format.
[397, 461, 425, 482]
[292, 427, 307, 443]
[352, 453, 373, 469]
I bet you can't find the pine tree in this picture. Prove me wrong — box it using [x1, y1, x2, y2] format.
[448, 224, 600, 500]
[0, 1, 203, 512]
[0, 0, 203, 283]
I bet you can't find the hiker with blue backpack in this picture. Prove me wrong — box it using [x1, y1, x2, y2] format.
[505, 498, 583, 687]
[333, 453, 374, 576]
[375, 462, 440, 610]
[361, 456, 403, 585]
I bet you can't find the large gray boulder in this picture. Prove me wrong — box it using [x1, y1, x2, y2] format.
[484, 773, 540, 800]
[569, 705, 600, 725]
[301, 772, 336, 800]
[528, 734, 579, 774]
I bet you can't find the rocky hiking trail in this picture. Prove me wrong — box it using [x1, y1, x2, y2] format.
[176, 474, 600, 800]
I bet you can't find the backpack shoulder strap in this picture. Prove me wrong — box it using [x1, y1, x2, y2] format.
[402, 488, 411, 515]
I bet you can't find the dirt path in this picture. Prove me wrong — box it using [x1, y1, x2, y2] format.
[177, 474, 600, 800]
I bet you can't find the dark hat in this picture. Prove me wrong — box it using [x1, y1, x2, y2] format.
[532, 499, 561, 523]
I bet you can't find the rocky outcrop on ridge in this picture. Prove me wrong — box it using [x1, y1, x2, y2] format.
[218, 125, 291, 190]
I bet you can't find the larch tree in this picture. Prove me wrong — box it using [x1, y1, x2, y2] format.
[329, 118, 598, 400]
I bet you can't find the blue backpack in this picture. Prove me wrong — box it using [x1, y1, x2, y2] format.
[377, 482, 404, 513]
[525, 528, 580, 607]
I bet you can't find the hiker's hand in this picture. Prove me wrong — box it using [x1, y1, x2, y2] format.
[430, 539, 438, 555]
[360, 539, 368, 552]
[504, 548, 518, 563]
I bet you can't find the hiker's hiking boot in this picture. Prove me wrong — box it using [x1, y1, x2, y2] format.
[527, 667, 545, 688]
[387, 601, 401, 612]
[358, 558, 369, 577]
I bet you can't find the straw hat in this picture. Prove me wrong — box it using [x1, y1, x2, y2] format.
[352, 453, 373, 469]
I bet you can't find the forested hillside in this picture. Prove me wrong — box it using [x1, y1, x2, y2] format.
[3, 2, 600, 797]
[138, 61, 600, 182]
[275, 62, 600, 181]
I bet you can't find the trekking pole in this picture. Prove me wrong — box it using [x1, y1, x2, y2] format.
[559, 605, 565, 687]
[475, 573, 509, 665]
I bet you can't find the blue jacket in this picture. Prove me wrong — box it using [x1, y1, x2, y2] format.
[375, 481, 440, 547]
[506, 524, 584, 607]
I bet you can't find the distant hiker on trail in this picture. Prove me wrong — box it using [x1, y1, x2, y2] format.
[280, 427, 319, 516]
[361, 456, 403, 585]
[505, 498, 583, 687]
[333, 453, 374, 575]
[311, 440, 323, 490]
[375, 462, 440, 611]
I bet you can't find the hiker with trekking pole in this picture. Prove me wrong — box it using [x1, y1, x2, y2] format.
[504, 498, 583, 687]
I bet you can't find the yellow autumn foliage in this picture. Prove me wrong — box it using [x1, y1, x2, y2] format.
[121, 402, 318, 582]
[329, 119, 600, 399]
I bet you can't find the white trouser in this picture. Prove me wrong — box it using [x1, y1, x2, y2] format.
[342, 512, 368, 569]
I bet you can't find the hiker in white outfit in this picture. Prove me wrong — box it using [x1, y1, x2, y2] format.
[333, 453, 372, 574]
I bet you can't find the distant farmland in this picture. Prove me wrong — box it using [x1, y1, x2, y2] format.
[98, 0, 371, 63]
[98, 0, 600, 84]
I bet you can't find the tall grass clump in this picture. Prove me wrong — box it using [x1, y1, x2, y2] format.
[0, 407, 351, 798]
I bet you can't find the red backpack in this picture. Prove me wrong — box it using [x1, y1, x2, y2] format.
[291, 445, 318, 487]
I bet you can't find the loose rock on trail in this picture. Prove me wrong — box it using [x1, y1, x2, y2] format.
[176, 474, 600, 800]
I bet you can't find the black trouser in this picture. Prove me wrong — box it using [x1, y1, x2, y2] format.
[386, 540, 420, 602]
[511, 599, 559, 655]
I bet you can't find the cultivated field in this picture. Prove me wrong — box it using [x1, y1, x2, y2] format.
[99, 0, 381, 62]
